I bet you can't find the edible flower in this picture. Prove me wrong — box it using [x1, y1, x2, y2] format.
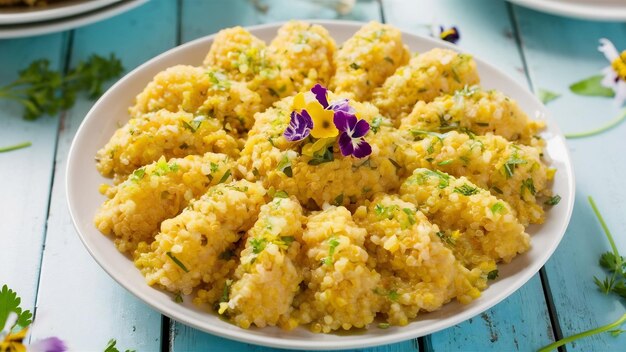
[334, 110, 372, 158]
[436, 26, 460, 44]
[598, 38, 626, 106]
[283, 84, 372, 159]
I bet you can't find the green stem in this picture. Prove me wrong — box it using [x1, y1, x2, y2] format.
[0, 141, 32, 153]
[565, 109, 626, 139]
[589, 196, 621, 261]
[538, 313, 626, 352]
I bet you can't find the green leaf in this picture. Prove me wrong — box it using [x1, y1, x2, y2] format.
[0, 284, 33, 331]
[166, 252, 189, 272]
[569, 75, 615, 97]
[537, 89, 561, 104]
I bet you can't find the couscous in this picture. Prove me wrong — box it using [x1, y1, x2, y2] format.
[94, 21, 557, 332]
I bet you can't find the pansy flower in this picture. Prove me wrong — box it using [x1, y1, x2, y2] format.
[598, 38, 626, 106]
[334, 110, 372, 158]
[431, 25, 460, 44]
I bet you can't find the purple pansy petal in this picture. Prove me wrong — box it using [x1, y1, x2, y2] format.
[29, 337, 67, 352]
[328, 99, 355, 114]
[333, 110, 357, 133]
[338, 132, 354, 156]
[311, 84, 329, 108]
[352, 138, 372, 158]
[284, 110, 313, 141]
[351, 119, 370, 138]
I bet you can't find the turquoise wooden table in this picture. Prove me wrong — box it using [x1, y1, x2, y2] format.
[1, 0, 625, 351]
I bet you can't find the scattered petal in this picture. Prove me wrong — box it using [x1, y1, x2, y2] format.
[439, 26, 460, 44]
[284, 110, 313, 142]
[29, 337, 67, 352]
[328, 98, 355, 114]
[292, 92, 307, 111]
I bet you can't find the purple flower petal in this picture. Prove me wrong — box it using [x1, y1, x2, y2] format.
[311, 84, 329, 108]
[284, 110, 313, 141]
[352, 119, 370, 138]
[440, 26, 460, 44]
[333, 110, 357, 133]
[352, 138, 372, 158]
[338, 132, 354, 156]
[29, 337, 67, 352]
[328, 99, 355, 114]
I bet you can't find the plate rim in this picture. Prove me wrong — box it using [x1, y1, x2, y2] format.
[66, 19, 576, 350]
[508, 0, 626, 21]
[0, 0, 121, 25]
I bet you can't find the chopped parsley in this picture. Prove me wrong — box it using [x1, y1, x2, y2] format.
[374, 203, 398, 220]
[521, 178, 536, 196]
[413, 169, 450, 189]
[217, 169, 231, 184]
[490, 202, 505, 214]
[166, 252, 189, 272]
[503, 149, 527, 178]
[277, 154, 293, 176]
[402, 208, 416, 227]
[129, 168, 145, 182]
[274, 190, 289, 198]
[250, 238, 267, 254]
[454, 183, 480, 196]
[349, 62, 361, 70]
[545, 195, 561, 206]
[207, 70, 231, 91]
[173, 292, 184, 303]
[384, 56, 394, 64]
[487, 270, 499, 280]
[333, 193, 344, 206]
[181, 115, 206, 132]
[219, 279, 233, 304]
[322, 236, 340, 266]
[152, 160, 180, 176]
[437, 159, 454, 166]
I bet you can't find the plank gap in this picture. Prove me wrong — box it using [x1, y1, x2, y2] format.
[161, 315, 171, 352]
[377, 0, 386, 23]
[29, 30, 74, 342]
[417, 336, 429, 352]
[176, 0, 183, 45]
[539, 266, 566, 352]
[506, 2, 535, 92]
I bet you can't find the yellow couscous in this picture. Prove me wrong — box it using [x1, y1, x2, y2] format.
[94, 21, 558, 333]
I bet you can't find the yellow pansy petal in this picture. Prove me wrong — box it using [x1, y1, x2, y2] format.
[302, 137, 335, 157]
[292, 92, 306, 111]
[307, 102, 338, 138]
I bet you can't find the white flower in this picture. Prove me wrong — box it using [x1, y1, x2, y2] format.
[598, 38, 626, 106]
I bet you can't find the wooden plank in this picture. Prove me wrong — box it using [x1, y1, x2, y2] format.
[512, 5, 626, 351]
[28, 0, 177, 350]
[172, 1, 418, 351]
[0, 33, 65, 314]
[382, 1, 556, 351]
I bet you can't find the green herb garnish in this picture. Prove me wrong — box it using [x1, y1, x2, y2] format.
[208, 70, 231, 91]
[274, 190, 289, 198]
[0, 54, 123, 120]
[104, 338, 136, 352]
[322, 236, 340, 266]
[0, 284, 33, 331]
[521, 178, 536, 196]
[349, 62, 361, 70]
[129, 168, 145, 183]
[250, 238, 267, 254]
[308, 146, 334, 165]
[487, 270, 499, 280]
[490, 202, 505, 214]
[173, 292, 184, 303]
[277, 154, 293, 176]
[166, 252, 189, 272]
[217, 169, 232, 184]
[537, 89, 561, 105]
[454, 183, 480, 196]
[333, 193, 344, 206]
[569, 75, 615, 97]
[0, 141, 31, 153]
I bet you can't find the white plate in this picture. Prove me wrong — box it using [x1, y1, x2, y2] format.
[66, 20, 575, 350]
[0, 0, 120, 25]
[509, 0, 626, 21]
[0, 0, 147, 38]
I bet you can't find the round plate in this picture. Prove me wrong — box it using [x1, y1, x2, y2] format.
[66, 20, 575, 350]
[0, 0, 147, 39]
[509, 0, 626, 21]
[0, 0, 120, 25]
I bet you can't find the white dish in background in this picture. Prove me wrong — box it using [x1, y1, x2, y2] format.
[0, 0, 147, 38]
[509, 0, 626, 21]
[0, 0, 120, 25]
[66, 20, 575, 350]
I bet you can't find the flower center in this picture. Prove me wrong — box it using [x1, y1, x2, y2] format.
[611, 51, 626, 81]
[322, 120, 330, 129]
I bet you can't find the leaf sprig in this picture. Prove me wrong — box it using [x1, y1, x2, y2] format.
[0, 54, 123, 120]
[0, 284, 33, 332]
